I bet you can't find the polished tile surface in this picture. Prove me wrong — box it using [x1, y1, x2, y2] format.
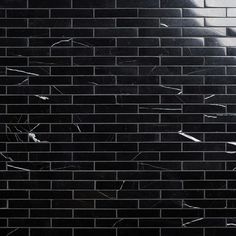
[1, 0, 236, 236]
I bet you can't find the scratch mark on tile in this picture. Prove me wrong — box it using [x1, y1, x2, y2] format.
[160, 85, 182, 93]
[97, 191, 113, 199]
[140, 107, 182, 111]
[51, 38, 73, 47]
[29, 124, 40, 132]
[89, 82, 99, 86]
[178, 130, 201, 142]
[52, 86, 63, 94]
[205, 94, 215, 100]
[227, 223, 236, 227]
[204, 114, 218, 119]
[6, 67, 39, 76]
[160, 23, 168, 27]
[139, 162, 168, 171]
[18, 78, 29, 86]
[183, 202, 200, 209]
[0, 153, 13, 162]
[228, 142, 236, 146]
[182, 218, 204, 227]
[35, 95, 49, 100]
[75, 124, 82, 132]
[112, 219, 124, 227]
[210, 104, 226, 108]
[131, 152, 143, 161]
[7, 164, 30, 172]
[118, 181, 125, 191]
[6, 228, 20, 236]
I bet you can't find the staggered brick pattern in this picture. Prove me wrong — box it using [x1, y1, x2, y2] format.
[2, 0, 236, 235]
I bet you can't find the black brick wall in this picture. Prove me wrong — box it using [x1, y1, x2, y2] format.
[1, 0, 236, 235]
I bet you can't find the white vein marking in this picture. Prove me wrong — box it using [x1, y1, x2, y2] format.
[140, 107, 181, 111]
[0, 153, 13, 161]
[75, 124, 81, 132]
[183, 203, 200, 209]
[228, 142, 236, 146]
[18, 78, 29, 85]
[204, 115, 217, 119]
[7, 164, 30, 172]
[89, 82, 99, 86]
[6, 67, 39, 76]
[112, 219, 124, 227]
[182, 218, 204, 227]
[160, 23, 168, 27]
[118, 181, 125, 191]
[72, 40, 91, 48]
[140, 162, 168, 171]
[6, 228, 20, 236]
[131, 152, 143, 161]
[15, 127, 24, 134]
[35, 95, 49, 100]
[227, 223, 236, 226]
[205, 94, 215, 100]
[51, 38, 72, 47]
[211, 104, 226, 108]
[29, 124, 40, 132]
[160, 85, 182, 93]
[28, 132, 41, 143]
[52, 86, 63, 94]
[97, 191, 113, 199]
[178, 130, 201, 142]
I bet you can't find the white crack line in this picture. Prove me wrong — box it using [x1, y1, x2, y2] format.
[227, 223, 236, 226]
[183, 203, 200, 209]
[182, 218, 204, 227]
[35, 95, 49, 100]
[97, 191, 113, 199]
[6, 67, 39, 76]
[112, 219, 124, 227]
[205, 94, 215, 100]
[7, 164, 30, 172]
[18, 78, 29, 85]
[228, 142, 236, 146]
[139, 162, 168, 171]
[0, 153, 13, 161]
[178, 130, 201, 142]
[204, 115, 217, 119]
[6, 228, 20, 236]
[159, 85, 182, 93]
[160, 23, 168, 27]
[29, 124, 40, 132]
[52, 86, 63, 94]
[118, 181, 125, 191]
[72, 40, 92, 48]
[131, 152, 143, 161]
[51, 38, 73, 47]
[75, 124, 82, 132]
[210, 104, 226, 108]
[51, 38, 92, 48]
[140, 107, 181, 111]
[89, 82, 99, 86]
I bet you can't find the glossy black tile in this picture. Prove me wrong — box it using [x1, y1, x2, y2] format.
[1, 0, 236, 235]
